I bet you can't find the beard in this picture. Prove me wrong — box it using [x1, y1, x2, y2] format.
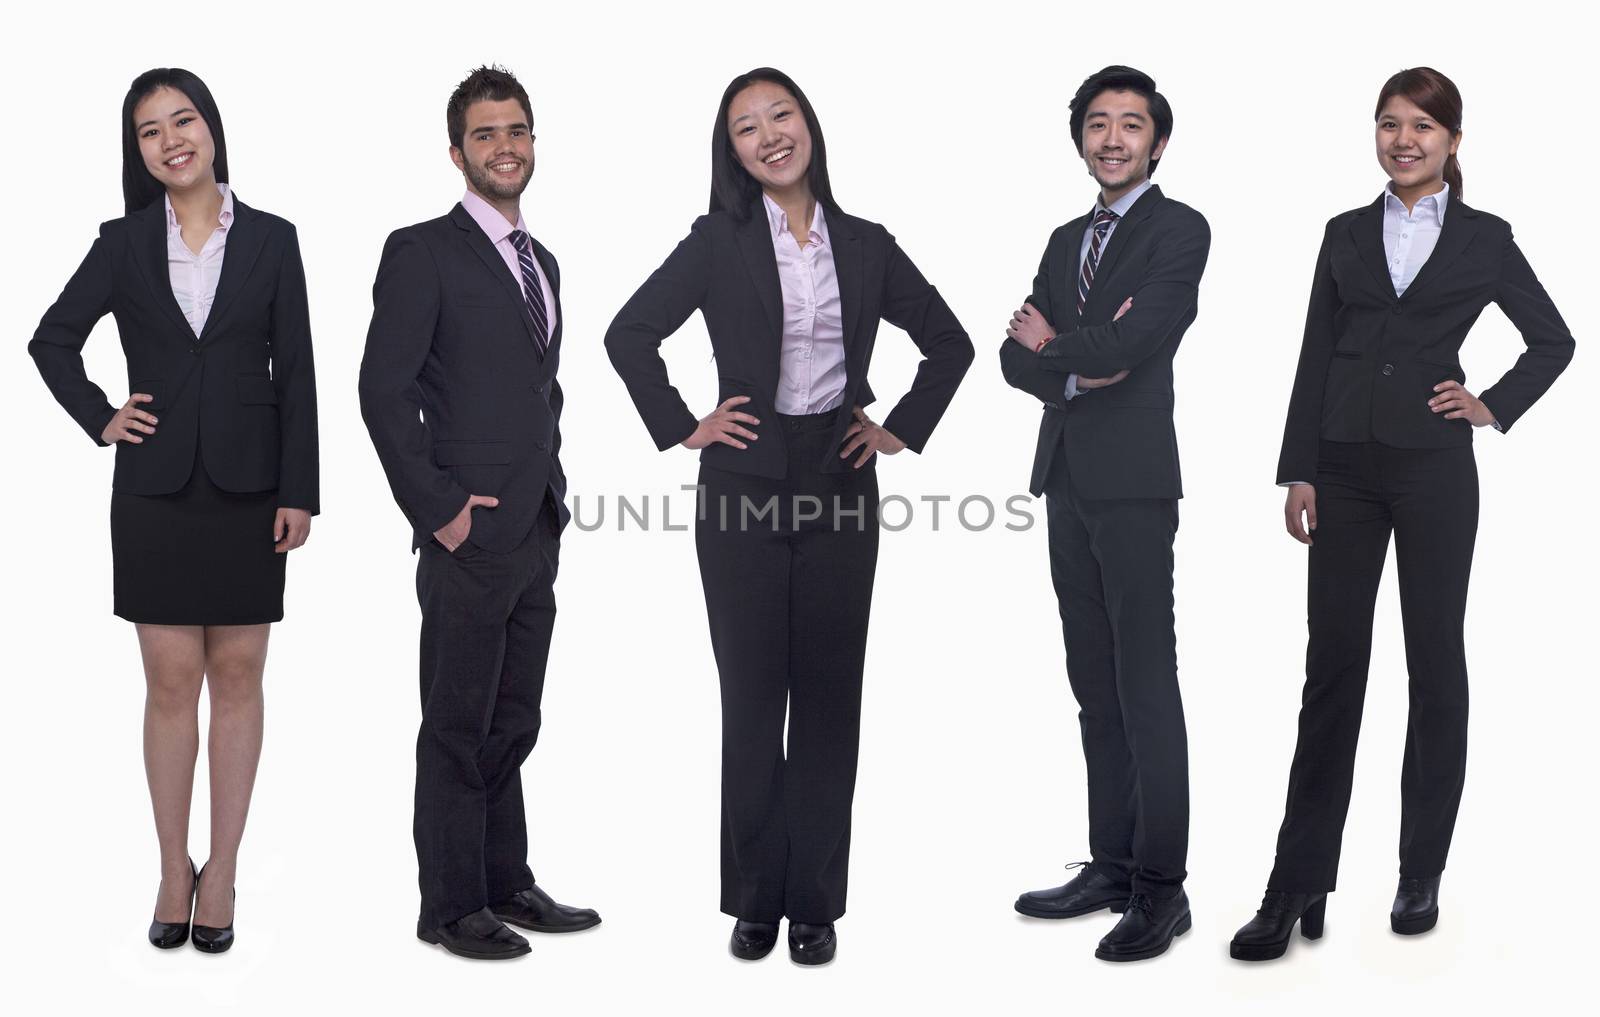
[464, 156, 532, 201]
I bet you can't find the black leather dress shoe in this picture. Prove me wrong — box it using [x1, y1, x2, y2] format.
[418, 907, 531, 960]
[1015, 862, 1131, 919]
[730, 920, 780, 960]
[1095, 890, 1191, 962]
[191, 863, 236, 954]
[148, 857, 198, 950]
[1230, 890, 1327, 961]
[1391, 876, 1441, 935]
[788, 922, 836, 966]
[490, 884, 601, 933]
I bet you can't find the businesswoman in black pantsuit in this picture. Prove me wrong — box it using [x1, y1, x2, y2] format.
[1230, 68, 1573, 961]
[606, 67, 972, 965]
[29, 68, 319, 953]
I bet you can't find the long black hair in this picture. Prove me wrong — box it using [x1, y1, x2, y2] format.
[121, 68, 229, 214]
[709, 67, 839, 220]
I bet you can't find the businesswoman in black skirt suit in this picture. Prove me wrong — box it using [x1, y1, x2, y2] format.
[1229, 67, 1573, 961]
[29, 68, 319, 953]
[606, 67, 972, 965]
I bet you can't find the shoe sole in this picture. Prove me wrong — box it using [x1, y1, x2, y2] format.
[1229, 936, 1289, 962]
[1014, 898, 1129, 920]
[1390, 909, 1438, 936]
[789, 943, 836, 966]
[494, 913, 603, 934]
[731, 939, 778, 961]
[1095, 911, 1192, 962]
[417, 929, 532, 960]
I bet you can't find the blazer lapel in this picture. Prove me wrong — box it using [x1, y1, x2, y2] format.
[828, 211, 864, 356]
[449, 203, 543, 349]
[1349, 196, 1399, 300]
[199, 196, 267, 343]
[133, 201, 195, 337]
[734, 204, 784, 395]
[1399, 199, 1478, 300]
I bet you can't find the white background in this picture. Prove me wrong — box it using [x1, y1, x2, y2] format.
[2, 0, 1594, 1012]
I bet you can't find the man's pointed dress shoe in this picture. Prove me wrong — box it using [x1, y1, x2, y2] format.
[1095, 889, 1191, 962]
[1391, 876, 1440, 935]
[1015, 862, 1131, 919]
[490, 884, 601, 933]
[1230, 890, 1327, 961]
[418, 907, 531, 960]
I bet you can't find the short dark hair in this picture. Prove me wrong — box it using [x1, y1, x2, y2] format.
[709, 67, 840, 221]
[121, 68, 230, 215]
[447, 65, 533, 150]
[1068, 65, 1174, 175]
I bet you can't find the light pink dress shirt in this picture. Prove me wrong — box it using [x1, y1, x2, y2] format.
[763, 193, 846, 414]
[165, 183, 234, 336]
[461, 189, 559, 339]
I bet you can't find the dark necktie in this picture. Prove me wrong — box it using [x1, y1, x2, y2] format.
[508, 230, 551, 356]
[1077, 209, 1120, 314]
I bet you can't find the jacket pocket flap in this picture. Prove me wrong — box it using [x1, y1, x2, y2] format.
[237, 375, 278, 405]
[434, 440, 513, 466]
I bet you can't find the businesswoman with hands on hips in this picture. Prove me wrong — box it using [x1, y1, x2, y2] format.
[1230, 67, 1572, 961]
[606, 67, 972, 966]
[29, 68, 319, 954]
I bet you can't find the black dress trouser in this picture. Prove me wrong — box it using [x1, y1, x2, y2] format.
[1044, 447, 1188, 896]
[414, 498, 560, 929]
[696, 412, 880, 924]
[1270, 441, 1478, 892]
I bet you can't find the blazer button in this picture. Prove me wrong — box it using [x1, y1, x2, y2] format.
[1382, 363, 1395, 376]
[534, 440, 548, 451]
[1391, 305, 1404, 315]
[189, 346, 200, 356]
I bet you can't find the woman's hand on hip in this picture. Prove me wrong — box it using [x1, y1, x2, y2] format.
[103, 393, 157, 444]
[274, 508, 313, 553]
[1284, 484, 1317, 545]
[1429, 381, 1496, 427]
[683, 396, 760, 450]
[840, 406, 904, 469]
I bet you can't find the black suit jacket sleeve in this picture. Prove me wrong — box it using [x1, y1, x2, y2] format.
[1275, 220, 1342, 485]
[604, 222, 711, 451]
[270, 225, 320, 512]
[1478, 228, 1577, 433]
[29, 230, 120, 445]
[1035, 212, 1211, 378]
[999, 235, 1071, 407]
[878, 238, 974, 453]
[358, 230, 469, 534]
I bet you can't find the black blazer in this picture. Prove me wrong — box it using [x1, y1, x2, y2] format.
[604, 202, 973, 477]
[29, 196, 320, 510]
[1276, 196, 1576, 483]
[1000, 185, 1211, 499]
[359, 204, 567, 553]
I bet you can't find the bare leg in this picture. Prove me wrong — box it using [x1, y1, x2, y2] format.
[196, 623, 270, 927]
[138, 624, 207, 923]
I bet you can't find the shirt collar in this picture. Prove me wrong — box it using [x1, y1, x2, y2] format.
[165, 182, 234, 235]
[1383, 181, 1449, 225]
[1097, 178, 1153, 219]
[461, 188, 528, 245]
[762, 192, 828, 247]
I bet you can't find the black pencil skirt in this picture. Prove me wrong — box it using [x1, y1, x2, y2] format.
[110, 452, 286, 626]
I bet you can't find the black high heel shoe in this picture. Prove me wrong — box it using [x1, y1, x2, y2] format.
[149, 857, 198, 949]
[191, 862, 236, 954]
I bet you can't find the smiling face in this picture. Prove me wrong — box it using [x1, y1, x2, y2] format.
[451, 97, 535, 202]
[133, 86, 217, 194]
[1078, 88, 1167, 203]
[1375, 94, 1458, 195]
[727, 80, 813, 199]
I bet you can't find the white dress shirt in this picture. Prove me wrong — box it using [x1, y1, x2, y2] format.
[764, 193, 847, 414]
[165, 183, 234, 337]
[1383, 181, 1448, 296]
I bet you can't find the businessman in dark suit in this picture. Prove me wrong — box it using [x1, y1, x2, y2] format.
[1000, 66, 1210, 962]
[358, 65, 597, 961]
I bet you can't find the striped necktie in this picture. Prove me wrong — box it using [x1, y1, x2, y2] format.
[508, 230, 551, 356]
[1077, 209, 1120, 314]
